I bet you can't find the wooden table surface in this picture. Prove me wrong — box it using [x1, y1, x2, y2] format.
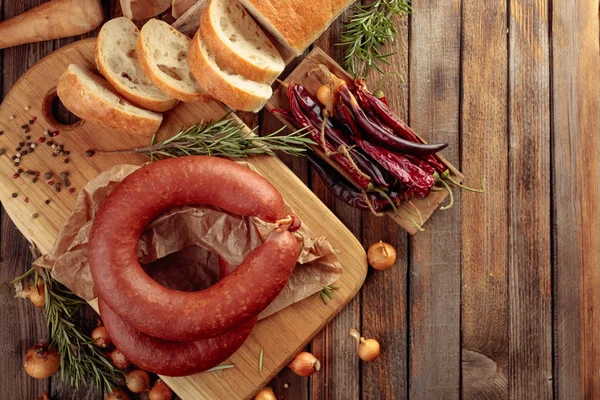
[1, 1, 599, 399]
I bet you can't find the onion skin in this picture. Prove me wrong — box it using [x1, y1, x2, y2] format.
[91, 326, 112, 349]
[16, 281, 45, 308]
[253, 387, 276, 400]
[287, 352, 321, 377]
[125, 369, 150, 393]
[107, 348, 131, 370]
[358, 338, 380, 362]
[367, 241, 396, 270]
[36, 391, 50, 400]
[149, 379, 173, 400]
[105, 389, 130, 400]
[24, 343, 60, 379]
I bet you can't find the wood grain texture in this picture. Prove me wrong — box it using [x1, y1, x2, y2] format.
[408, 0, 461, 398]
[360, 13, 410, 398]
[508, 0, 553, 398]
[460, 1, 509, 399]
[551, 0, 600, 398]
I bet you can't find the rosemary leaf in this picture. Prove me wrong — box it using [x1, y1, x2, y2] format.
[13, 268, 122, 389]
[258, 348, 264, 373]
[338, 0, 413, 76]
[318, 285, 340, 304]
[207, 364, 236, 372]
[100, 116, 314, 160]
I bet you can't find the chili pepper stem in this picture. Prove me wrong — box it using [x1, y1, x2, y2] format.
[407, 200, 424, 226]
[443, 170, 486, 193]
[361, 190, 385, 217]
[438, 178, 455, 210]
[373, 188, 398, 216]
[399, 206, 425, 232]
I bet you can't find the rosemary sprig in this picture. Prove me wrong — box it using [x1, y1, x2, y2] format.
[206, 364, 235, 372]
[317, 285, 340, 305]
[338, 0, 413, 76]
[14, 268, 122, 390]
[99, 117, 314, 160]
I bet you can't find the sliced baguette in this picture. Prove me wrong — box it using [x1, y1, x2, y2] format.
[137, 19, 209, 102]
[200, 0, 284, 83]
[57, 64, 163, 136]
[189, 32, 272, 112]
[96, 17, 178, 112]
[172, 0, 198, 18]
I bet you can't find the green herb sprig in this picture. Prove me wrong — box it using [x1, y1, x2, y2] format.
[317, 285, 340, 304]
[100, 117, 314, 160]
[13, 268, 122, 390]
[338, 0, 413, 76]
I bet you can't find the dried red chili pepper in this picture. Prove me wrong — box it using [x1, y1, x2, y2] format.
[291, 84, 390, 188]
[287, 83, 372, 189]
[338, 84, 448, 156]
[355, 139, 436, 198]
[308, 154, 398, 213]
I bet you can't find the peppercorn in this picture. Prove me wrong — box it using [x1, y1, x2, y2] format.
[85, 150, 96, 158]
[46, 141, 53, 146]
[13, 162, 19, 167]
[19, 141, 24, 147]
[59, 172, 69, 180]
[69, 188, 76, 194]
[24, 197, 29, 203]
[25, 135, 31, 140]
[11, 193, 17, 198]
[12, 173, 19, 179]
[24, 128, 30, 133]
[21, 124, 28, 129]
[64, 158, 70, 164]
[21, 150, 28, 156]
[28, 120, 34, 125]
[65, 151, 70, 156]
[38, 137, 45, 143]
[32, 177, 37, 183]
[55, 187, 61, 193]
[17, 168, 23, 173]
[48, 181, 54, 186]
[51, 153, 57, 157]
[44, 199, 51, 205]
[32, 213, 39, 219]
[44, 172, 53, 180]
[15, 158, 20, 163]
[53, 182, 61, 190]
[64, 180, 71, 187]
[0, 131, 3, 136]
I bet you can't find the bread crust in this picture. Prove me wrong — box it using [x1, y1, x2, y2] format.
[95, 20, 178, 112]
[57, 65, 163, 136]
[199, 0, 283, 83]
[136, 22, 211, 102]
[238, 0, 356, 55]
[188, 32, 270, 112]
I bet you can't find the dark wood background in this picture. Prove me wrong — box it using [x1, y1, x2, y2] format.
[1, 0, 599, 399]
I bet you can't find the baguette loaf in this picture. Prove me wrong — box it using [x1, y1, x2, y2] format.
[172, 0, 198, 18]
[237, 0, 356, 56]
[96, 17, 178, 112]
[200, 0, 284, 83]
[120, 0, 171, 20]
[57, 64, 163, 136]
[137, 19, 209, 102]
[188, 32, 272, 112]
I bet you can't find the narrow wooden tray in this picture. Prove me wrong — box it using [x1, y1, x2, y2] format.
[0, 39, 367, 400]
[266, 47, 463, 234]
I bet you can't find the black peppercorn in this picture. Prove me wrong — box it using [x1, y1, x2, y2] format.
[32, 213, 39, 219]
[32, 177, 37, 183]
[59, 172, 69, 180]
[18, 141, 24, 147]
[45, 199, 51, 205]
[11, 193, 17, 198]
[64, 158, 70, 164]
[17, 168, 23, 173]
[21, 124, 28, 129]
[85, 150, 95, 158]
[21, 150, 27, 155]
[44, 172, 53, 180]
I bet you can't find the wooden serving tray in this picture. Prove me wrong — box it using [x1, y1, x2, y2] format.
[266, 47, 463, 234]
[0, 39, 367, 400]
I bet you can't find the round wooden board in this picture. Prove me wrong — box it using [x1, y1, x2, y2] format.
[0, 39, 368, 399]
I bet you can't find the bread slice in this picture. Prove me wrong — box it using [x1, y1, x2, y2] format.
[57, 64, 163, 136]
[200, 0, 284, 83]
[96, 17, 178, 112]
[237, 0, 355, 56]
[137, 19, 209, 102]
[188, 32, 272, 112]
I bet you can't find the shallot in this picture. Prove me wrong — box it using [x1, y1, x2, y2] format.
[125, 369, 150, 393]
[253, 387, 276, 400]
[367, 241, 396, 270]
[24, 342, 60, 379]
[149, 379, 173, 400]
[288, 351, 321, 376]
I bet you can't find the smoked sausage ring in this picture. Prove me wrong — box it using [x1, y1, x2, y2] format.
[99, 299, 256, 376]
[89, 156, 301, 342]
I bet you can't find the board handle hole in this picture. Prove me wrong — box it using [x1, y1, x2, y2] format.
[43, 88, 83, 129]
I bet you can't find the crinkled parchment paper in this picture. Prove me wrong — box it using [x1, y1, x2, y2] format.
[34, 162, 342, 319]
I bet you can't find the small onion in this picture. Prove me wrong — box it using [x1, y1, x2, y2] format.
[106, 388, 130, 400]
[36, 391, 50, 400]
[91, 326, 112, 349]
[287, 352, 321, 376]
[316, 85, 332, 106]
[149, 379, 173, 400]
[16, 281, 45, 308]
[125, 369, 150, 393]
[253, 387, 276, 400]
[367, 241, 396, 270]
[24, 342, 60, 379]
[358, 338, 380, 362]
[107, 349, 131, 370]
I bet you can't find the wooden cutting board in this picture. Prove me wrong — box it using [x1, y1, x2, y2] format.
[0, 39, 367, 400]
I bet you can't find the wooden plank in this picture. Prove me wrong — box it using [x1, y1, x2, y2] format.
[551, 0, 600, 397]
[309, 10, 362, 399]
[507, 0, 552, 397]
[0, 1, 54, 399]
[460, 1, 509, 398]
[360, 12, 410, 398]
[408, 0, 461, 397]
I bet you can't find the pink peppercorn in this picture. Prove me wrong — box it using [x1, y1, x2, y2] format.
[31, 116, 37, 121]
[69, 188, 76, 194]
[24, 197, 29, 203]
[12, 173, 20, 179]
[38, 137, 45, 143]
[48, 180, 54, 185]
